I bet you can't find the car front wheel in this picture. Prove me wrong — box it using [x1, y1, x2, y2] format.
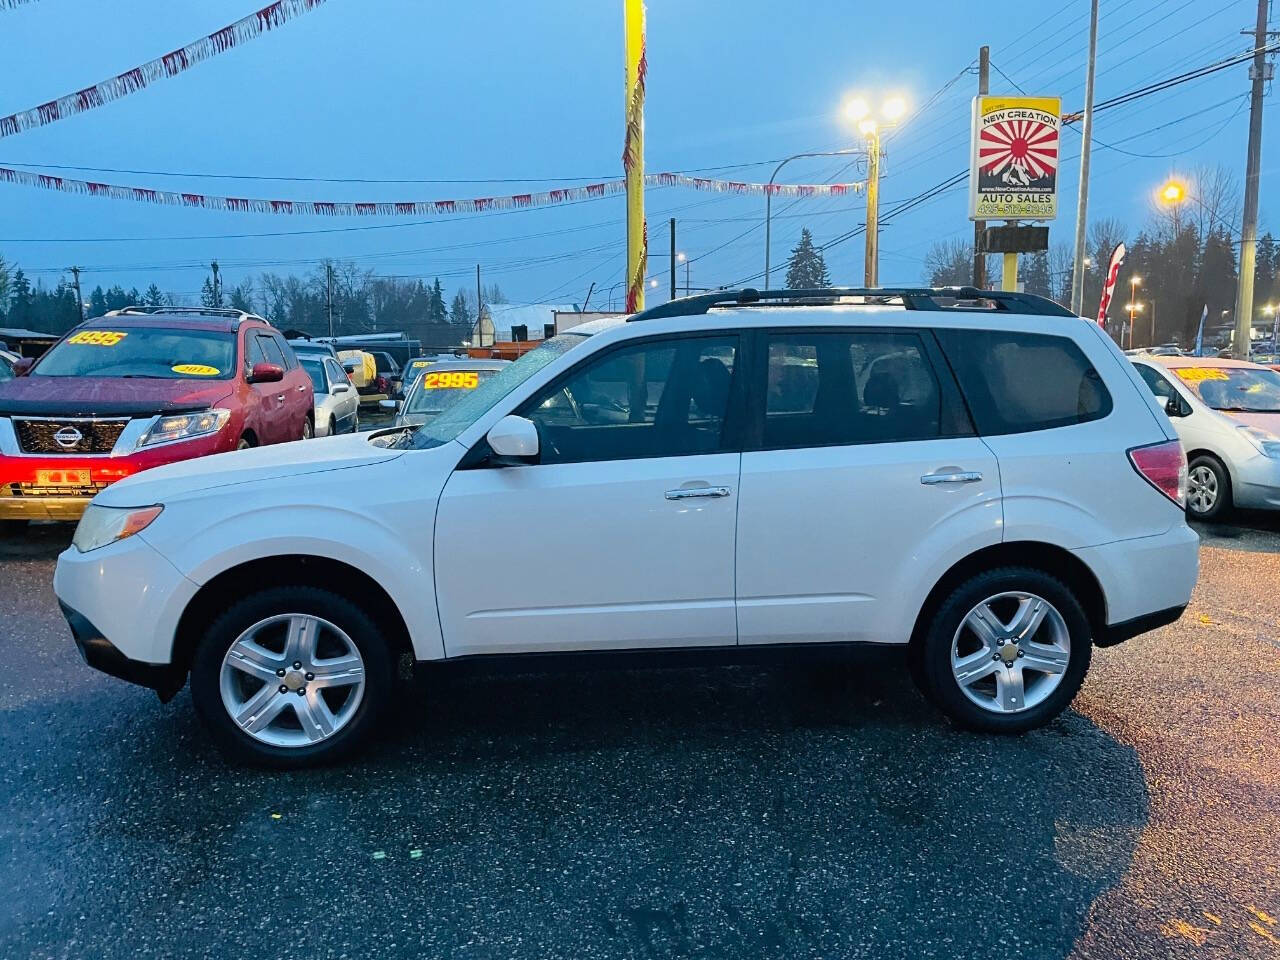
[1186, 455, 1230, 521]
[914, 567, 1092, 734]
[190, 587, 393, 767]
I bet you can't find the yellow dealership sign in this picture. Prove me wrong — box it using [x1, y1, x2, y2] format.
[969, 96, 1061, 221]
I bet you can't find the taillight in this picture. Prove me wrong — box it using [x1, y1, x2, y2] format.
[1128, 440, 1188, 508]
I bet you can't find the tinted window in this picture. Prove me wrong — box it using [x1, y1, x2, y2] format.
[1135, 363, 1177, 401]
[761, 331, 943, 448]
[937, 329, 1111, 434]
[520, 335, 739, 464]
[33, 327, 236, 380]
[247, 334, 270, 368]
[270, 333, 297, 370]
[324, 359, 348, 385]
[300, 358, 327, 392]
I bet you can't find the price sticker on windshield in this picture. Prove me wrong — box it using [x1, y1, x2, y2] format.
[1175, 368, 1229, 383]
[67, 330, 127, 347]
[424, 371, 479, 389]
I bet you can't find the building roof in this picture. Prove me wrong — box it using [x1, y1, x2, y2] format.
[0, 327, 58, 341]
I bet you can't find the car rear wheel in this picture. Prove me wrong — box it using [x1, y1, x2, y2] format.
[301, 416, 314, 441]
[327, 416, 336, 437]
[914, 567, 1091, 734]
[1186, 455, 1230, 521]
[190, 587, 393, 767]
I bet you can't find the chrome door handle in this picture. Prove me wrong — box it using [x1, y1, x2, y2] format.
[920, 471, 983, 485]
[297, 385, 307, 392]
[665, 486, 731, 500]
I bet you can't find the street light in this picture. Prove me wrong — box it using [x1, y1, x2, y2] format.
[762, 147, 860, 288]
[1158, 179, 1187, 205]
[676, 251, 690, 294]
[843, 93, 908, 287]
[1126, 294, 1143, 350]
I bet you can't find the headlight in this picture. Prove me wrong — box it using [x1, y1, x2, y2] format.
[138, 408, 230, 447]
[72, 504, 163, 553]
[1237, 425, 1280, 458]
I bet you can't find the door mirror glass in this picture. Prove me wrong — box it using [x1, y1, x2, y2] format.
[1166, 395, 1187, 417]
[248, 362, 284, 384]
[487, 415, 539, 460]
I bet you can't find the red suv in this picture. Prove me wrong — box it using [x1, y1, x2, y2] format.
[0, 307, 313, 528]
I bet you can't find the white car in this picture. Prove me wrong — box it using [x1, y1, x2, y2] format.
[299, 355, 360, 436]
[1131, 355, 1280, 519]
[54, 287, 1199, 766]
[390, 358, 509, 428]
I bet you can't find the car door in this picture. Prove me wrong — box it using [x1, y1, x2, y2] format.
[325, 358, 358, 431]
[244, 332, 284, 445]
[433, 332, 744, 658]
[269, 332, 311, 437]
[1133, 361, 1207, 448]
[734, 327, 1001, 646]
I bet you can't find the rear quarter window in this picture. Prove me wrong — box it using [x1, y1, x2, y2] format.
[936, 328, 1112, 435]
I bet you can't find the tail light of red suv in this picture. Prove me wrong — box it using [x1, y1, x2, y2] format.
[1128, 440, 1188, 509]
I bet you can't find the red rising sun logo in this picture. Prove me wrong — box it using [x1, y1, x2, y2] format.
[979, 118, 1058, 182]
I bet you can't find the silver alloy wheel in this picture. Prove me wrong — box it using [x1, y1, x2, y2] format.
[219, 613, 366, 748]
[950, 591, 1071, 714]
[1187, 464, 1219, 515]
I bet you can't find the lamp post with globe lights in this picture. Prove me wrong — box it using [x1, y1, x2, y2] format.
[843, 95, 907, 287]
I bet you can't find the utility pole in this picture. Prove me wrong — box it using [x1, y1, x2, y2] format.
[210, 260, 221, 307]
[1070, 0, 1100, 315]
[325, 262, 334, 338]
[972, 46, 990, 289]
[864, 130, 881, 287]
[68, 266, 84, 322]
[475, 264, 485, 347]
[1234, 0, 1273, 359]
[669, 218, 677, 301]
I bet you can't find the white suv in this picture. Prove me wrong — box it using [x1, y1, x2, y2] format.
[54, 287, 1199, 766]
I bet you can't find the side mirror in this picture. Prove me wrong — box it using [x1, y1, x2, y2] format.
[332, 383, 350, 394]
[1165, 396, 1185, 418]
[14, 357, 33, 375]
[486, 415, 539, 462]
[248, 362, 284, 384]
[378, 398, 400, 412]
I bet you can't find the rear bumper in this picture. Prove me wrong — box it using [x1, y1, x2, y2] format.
[60, 600, 185, 701]
[1074, 523, 1200, 634]
[1096, 604, 1187, 647]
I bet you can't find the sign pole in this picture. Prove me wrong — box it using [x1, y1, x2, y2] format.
[1001, 249, 1018, 292]
[623, 0, 647, 313]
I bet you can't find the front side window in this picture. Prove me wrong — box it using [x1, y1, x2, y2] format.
[520, 335, 739, 464]
[256, 334, 287, 368]
[32, 327, 236, 380]
[300, 358, 327, 392]
[1171, 365, 1280, 413]
[762, 331, 943, 448]
[936, 329, 1111, 435]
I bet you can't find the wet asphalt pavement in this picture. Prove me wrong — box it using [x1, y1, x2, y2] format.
[0, 518, 1277, 960]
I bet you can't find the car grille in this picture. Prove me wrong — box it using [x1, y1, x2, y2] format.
[13, 418, 129, 454]
[9, 482, 109, 498]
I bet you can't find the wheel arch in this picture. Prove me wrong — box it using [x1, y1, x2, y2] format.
[173, 554, 414, 679]
[908, 541, 1108, 653]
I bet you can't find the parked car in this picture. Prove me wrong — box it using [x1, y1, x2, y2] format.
[300, 355, 360, 436]
[1131, 354, 1280, 519]
[390, 359, 508, 428]
[0, 349, 18, 381]
[368, 351, 405, 398]
[0, 307, 313, 529]
[287, 338, 339, 361]
[54, 287, 1198, 766]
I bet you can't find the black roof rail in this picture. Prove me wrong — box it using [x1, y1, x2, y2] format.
[627, 286, 1076, 320]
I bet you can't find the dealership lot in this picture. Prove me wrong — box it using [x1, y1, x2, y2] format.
[1, 519, 1277, 960]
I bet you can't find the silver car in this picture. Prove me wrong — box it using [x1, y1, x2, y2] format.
[1132, 355, 1280, 519]
[300, 355, 361, 436]
[390, 359, 509, 428]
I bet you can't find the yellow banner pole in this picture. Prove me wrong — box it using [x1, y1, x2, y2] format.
[623, 0, 647, 312]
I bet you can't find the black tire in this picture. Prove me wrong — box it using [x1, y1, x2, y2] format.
[301, 416, 314, 441]
[1186, 454, 1231, 521]
[913, 566, 1092, 734]
[327, 416, 337, 437]
[0, 519, 27, 538]
[190, 586, 394, 768]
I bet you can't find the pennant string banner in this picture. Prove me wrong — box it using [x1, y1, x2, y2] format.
[0, 166, 865, 216]
[0, 0, 329, 138]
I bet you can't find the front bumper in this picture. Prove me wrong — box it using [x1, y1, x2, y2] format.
[60, 600, 186, 701]
[1232, 453, 1280, 511]
[0, 429, 230, 521]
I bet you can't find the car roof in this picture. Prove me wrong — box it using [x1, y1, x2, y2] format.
[83, 313, 254, 333]
[1147, 355, 1266, 370]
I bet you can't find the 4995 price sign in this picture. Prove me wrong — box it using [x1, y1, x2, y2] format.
[969, 95, 1060, 221]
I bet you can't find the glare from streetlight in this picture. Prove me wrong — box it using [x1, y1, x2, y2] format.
[676, 252, 687, 262]
[843, 97, 870, 122]
[1158, 179, 1187, 205]
[858, 118, 878, 136]
[882, 96, 907, 121]
[648, 278, 658, 288]
[1131, 276, 1142, 286]
[1125, 302, 1144, 312]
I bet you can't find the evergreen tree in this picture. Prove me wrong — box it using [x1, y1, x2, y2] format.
[1021, 251, 1053, 299]
[200, 277, 219, 308]
[785, 228, 830, 288]
[1255, 233, 1276, 308]
[104, 285, 130, 312]
[228, 282, 255, 313]
[429, 278, 447, 324]
[144, 284, 165, 307]
[0, 255, 9, 321]
[449, 290, 473, 326]
[88, 285, 108, 318]
[7, 269, 32, 326]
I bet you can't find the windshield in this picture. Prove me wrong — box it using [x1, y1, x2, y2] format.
[396, 335, 588, 449]
[300, 358, 327, 392]
[0, 359, 11, 382]
[405, 368, 499, 417]
[33, 327, 237, 380]
[1174, 366, 1280, 413]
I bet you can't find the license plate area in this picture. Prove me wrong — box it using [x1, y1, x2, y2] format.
[35, 469, 92, 486]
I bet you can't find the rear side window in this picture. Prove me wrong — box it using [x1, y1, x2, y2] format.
[760, 330, 948, 448]
[936, 329, 1111, 435]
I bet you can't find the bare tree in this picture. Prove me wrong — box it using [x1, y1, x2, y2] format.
[923, 239, 975, 286]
